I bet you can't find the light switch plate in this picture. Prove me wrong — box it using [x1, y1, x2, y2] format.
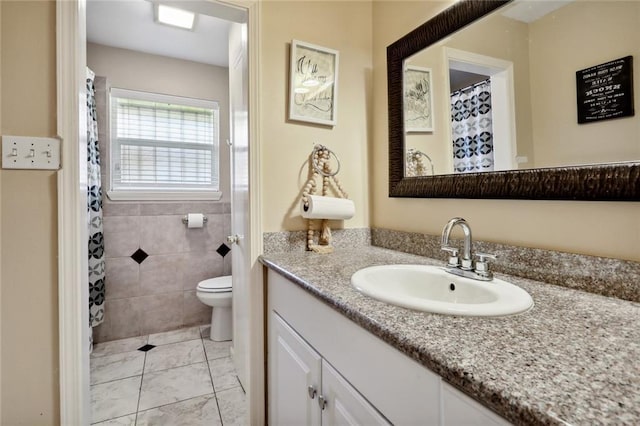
[2, 135, 61, 170]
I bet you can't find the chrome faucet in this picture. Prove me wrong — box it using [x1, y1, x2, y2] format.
[441, 217, 473, 270]
[441, 217, 496, 281]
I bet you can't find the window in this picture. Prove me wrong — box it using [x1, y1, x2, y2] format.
[108, 88, 221, 201]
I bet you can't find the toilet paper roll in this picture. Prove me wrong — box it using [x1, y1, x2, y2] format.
[301, 195, 355, 220]
[187, 213, 204, 228]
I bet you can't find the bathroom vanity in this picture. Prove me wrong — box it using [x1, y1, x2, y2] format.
[268, 268, 508, 425]
[261, 247, 640, 425]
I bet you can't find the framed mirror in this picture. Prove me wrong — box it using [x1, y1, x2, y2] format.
[388, 0, 639, 200]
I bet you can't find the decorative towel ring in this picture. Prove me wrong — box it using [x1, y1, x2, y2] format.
[312, 144, 341, 177]
[302, 144, 349, 253]
[406, 148, 435, 176]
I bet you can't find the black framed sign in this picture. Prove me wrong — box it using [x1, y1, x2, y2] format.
[576, 56, 634, 124]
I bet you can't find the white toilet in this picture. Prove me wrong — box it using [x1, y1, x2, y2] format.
[196, 275, 233, 341]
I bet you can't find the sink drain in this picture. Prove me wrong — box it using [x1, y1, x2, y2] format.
[449, 283, 456, 291]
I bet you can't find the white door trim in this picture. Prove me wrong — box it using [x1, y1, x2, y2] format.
[57, 1, 90, 424]
[57, 0, 263, 424]
[220, 1, 265, 423]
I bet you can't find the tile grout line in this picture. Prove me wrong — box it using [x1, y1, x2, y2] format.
[201, 329, 226, 425]
[141, 359, 212, 376]
[134, 334, 150, 425]
[135, 392, 219, 420]
[91, 344, 147, 358]
[91, 372, 143, 387]
[94, 327, 202, 355]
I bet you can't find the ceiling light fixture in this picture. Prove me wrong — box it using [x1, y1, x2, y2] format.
[155, 4, 196, 30]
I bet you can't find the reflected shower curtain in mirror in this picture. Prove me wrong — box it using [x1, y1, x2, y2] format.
[87, 68, 105, 341]
[450, 79, 494, 173]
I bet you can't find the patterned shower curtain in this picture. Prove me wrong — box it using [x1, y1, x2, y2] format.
[87, 68, 105, 332]
[450, 79, 494, 173]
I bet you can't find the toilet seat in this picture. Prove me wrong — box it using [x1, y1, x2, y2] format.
[197, 275, 232, 293]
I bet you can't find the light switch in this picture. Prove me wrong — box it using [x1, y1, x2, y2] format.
[2, 135, 60, 170]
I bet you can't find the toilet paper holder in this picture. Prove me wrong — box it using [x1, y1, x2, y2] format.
[301, 144, 351, 254]
[181, 215, 208, 225]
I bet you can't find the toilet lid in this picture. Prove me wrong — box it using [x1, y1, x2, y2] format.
[197, 275, 232, 293]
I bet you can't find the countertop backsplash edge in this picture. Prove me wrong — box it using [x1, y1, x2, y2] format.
[263, 228, 639, 303]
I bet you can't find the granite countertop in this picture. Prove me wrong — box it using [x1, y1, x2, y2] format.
[259, 246, 640, 426]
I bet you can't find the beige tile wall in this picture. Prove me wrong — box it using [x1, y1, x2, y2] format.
[95, 201, 232, 343]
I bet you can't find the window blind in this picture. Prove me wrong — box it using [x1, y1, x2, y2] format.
[110, 88, 219, 192]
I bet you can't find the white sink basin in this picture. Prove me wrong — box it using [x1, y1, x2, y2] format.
[351, 264, 533, 317]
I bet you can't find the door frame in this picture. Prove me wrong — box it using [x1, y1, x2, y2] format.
[56, 1, 263, 424]
[443, 47, 518, 172]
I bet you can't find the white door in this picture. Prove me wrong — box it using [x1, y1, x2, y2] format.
[228, 21, 250, 388]
[269, 313, 322, 426]
[321, 360, 391, 426]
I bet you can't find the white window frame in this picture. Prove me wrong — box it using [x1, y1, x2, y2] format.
[107, 88, 222, 201]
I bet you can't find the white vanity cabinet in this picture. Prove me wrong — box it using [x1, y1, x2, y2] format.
[267, 269, 510, 426]
[442, 382, 510, 426]
[270, 312, 390, 425]
[269, 312, 322, 425]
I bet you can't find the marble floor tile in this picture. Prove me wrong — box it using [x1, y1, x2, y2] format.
[91, 350, 145, 385]
[209, 356, 240, 393]
[136, 394, 222, 426]
[144, 339, 205, 373]
[92, 336, 148, 358]
[90, 376, 141, 424]
[90, 327, 247, 424]
[138, 362, 213, 411]
[203, 338, 232, 360]
[91, 414, 136, 426]
[148, 326, 201, 346]
[216, 386, 248, 426]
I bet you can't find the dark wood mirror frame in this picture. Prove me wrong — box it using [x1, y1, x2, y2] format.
[387, 0, 639, 200]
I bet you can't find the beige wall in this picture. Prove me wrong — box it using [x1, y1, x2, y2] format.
[1, 1, 60, 424]
[259, 1, 372, 232]
[87, 42, 232, 202]
[529, 1, 640, 167]
[372, 1, 640, 262]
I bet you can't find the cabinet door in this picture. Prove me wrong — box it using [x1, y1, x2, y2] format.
[269, 312, 322, 426]
[321, 360, 391, 426]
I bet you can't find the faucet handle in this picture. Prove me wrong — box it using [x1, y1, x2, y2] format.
[441, 246, 460, 267]
[474, 252, 497, 279]
[475, 252, 497, 261]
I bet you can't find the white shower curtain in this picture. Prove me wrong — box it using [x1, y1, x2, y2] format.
[87, 68, 105, 349]
[450, 79, 494, 173]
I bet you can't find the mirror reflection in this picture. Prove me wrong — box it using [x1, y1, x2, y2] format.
[403, 0, 639, 177]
